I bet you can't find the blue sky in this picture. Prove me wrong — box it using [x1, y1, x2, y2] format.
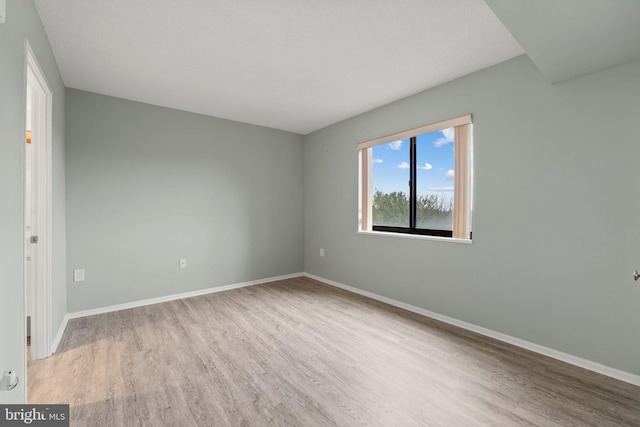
[371, 128, 455, 203]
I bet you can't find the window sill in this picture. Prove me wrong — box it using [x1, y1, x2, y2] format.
[357, 230, 472, 244]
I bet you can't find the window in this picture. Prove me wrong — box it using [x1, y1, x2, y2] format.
[358, 115, 472, 240]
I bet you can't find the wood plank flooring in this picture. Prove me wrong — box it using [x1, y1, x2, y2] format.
[28, 277, 640, 426]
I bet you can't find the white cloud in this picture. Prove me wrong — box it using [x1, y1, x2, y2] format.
[396, 162, 410, 169]
[373, 158, 383, 164]
[420, 163, 433, 170]
[388, 140, 403, 150]
[426, 186, 454, 192]
[445, 169, 455, 179]
[434, 128, 454, 147]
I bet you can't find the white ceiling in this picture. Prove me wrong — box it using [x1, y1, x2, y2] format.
[34, 0, 524, 134]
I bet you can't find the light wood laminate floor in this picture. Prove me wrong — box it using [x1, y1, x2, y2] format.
[28, 277, 640, 426]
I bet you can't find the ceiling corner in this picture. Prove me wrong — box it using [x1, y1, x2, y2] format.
[484, 0, 640, 84]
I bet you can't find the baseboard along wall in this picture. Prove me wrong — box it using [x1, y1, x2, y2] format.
[52, 272, 640, 387]
[303, 273, 640, 387]
[51, 272, 303, 353]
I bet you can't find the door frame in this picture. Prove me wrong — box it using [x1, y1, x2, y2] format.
[24, 40, 53, 363]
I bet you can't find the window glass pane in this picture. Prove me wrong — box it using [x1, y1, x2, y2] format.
[415, 129, 454, 231]
[371, 138, 410, 227]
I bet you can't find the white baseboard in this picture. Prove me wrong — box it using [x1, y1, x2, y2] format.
[304, 273, 640, 387]
[51, 314, 70, 354]
[52, 273, 301, 354]
[62, 271, 304, 323]
[51, 270, 640, 387]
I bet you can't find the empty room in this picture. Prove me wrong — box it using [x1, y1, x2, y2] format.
[1, 0, 640, 425]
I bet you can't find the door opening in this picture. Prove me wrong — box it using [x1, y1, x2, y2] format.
[24, 41, 53, 364]
[25, 84, 33, 357]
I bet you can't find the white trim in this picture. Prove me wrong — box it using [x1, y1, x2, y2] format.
[51, 270, 640, 386]
[24, 40, 53, 362]
[65, 273, 304, 320]
[357, 114, 471, 150]
[303, 273, 640, 387]
[357, 230, 472, 244]
[50, 314, 70, 354]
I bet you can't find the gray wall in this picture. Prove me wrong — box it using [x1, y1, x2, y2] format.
[304, 55, 640, 375]
[0, 0, 66, 403]
[66, 90, 304, 312]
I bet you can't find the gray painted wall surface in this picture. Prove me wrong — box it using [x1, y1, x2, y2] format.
[304, 55, 640, 375]
[0, 0, 66, 403]
[66, 90, 304, 312]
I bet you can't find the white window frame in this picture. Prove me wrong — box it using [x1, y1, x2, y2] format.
[358, 114, 473, 240]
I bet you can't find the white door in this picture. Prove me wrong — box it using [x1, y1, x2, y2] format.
[24, 42, 53, 363]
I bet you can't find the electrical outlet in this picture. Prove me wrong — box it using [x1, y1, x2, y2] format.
[73, 269, 85, 282]
[320, 248, 324, 257]
[179, 259, 187, 269]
